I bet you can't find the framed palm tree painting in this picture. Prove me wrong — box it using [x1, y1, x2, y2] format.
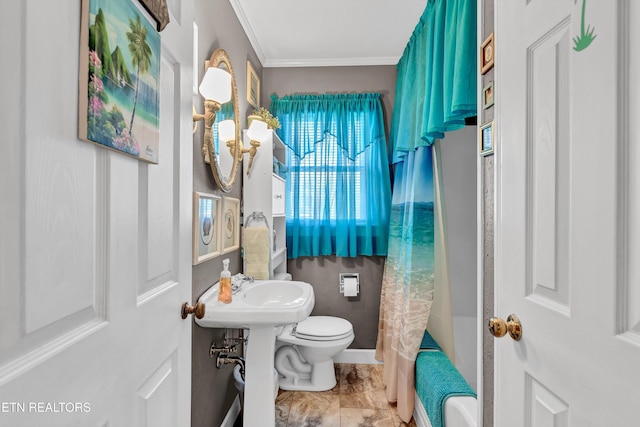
[79, 0, 161, 163]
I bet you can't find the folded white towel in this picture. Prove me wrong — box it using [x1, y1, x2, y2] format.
[244, 227, 270, 279]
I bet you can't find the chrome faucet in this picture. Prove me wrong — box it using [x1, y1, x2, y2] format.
[231, 273, 254, 294]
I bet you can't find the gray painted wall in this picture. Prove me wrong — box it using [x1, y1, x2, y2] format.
[439, 127, 478, 318]
[191, 1, 261, 425]
[437, 126, 478, 391]
[262, 66, 397, 349]
[481, 0, 495, 425]
[288, 256, 386, 349]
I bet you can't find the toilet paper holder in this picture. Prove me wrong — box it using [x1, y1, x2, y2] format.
[339, 273, 360, 296]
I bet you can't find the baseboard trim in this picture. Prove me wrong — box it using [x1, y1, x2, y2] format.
[220, 395, 241, 427]
[333, 349, 383, 364]
[413, 393, 432, 427]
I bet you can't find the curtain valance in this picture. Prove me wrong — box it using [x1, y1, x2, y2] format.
[391, 0, 476, 162]
[271, 93, 386, 161]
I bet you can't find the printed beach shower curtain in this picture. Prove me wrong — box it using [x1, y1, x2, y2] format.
[375, 0, 476, 421]
[376, 148, 436, 420]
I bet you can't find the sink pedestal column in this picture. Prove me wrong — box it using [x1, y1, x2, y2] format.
[243, 325, 277, 427]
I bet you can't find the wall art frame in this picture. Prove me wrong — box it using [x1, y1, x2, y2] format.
[221, 196, 241, 254]
[137, 0, 169, 31]
[79, 0, 161, 163]
[193, 191, 222, 265]
[480, 32, 495, 75]
[483, 81, 494, 109]
[480, 120, 495, 157]
[246, 60, 260, 109]
[193, 21, 199, 95]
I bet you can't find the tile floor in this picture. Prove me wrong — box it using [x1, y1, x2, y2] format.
[272, 363, 417, 427]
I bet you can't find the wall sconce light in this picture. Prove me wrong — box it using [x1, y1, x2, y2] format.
[218, 119, 236, 154]
[242, 119, 269, 176]
[192, 67, 232, 163]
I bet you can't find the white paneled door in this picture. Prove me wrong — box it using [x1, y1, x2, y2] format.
[0, 1, 194, 426]
[494, 0, 640, 426]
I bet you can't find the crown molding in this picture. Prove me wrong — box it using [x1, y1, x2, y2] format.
[263, 56, 399, 68]
[228, 0, 267, 66]
[228, 0, 399, 68]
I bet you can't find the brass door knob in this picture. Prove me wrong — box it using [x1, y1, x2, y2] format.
[181, 302, 205, 319]
[488, 314, 522, 341]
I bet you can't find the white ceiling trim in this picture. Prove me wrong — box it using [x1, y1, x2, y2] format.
[229, 0, 423, 69]
[263, 56, 400, 68]
[229, 0, 267, 66]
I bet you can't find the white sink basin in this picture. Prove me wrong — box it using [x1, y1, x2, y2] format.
[243, 281, 307, 306]
[195, 280, 315, 329]
[195, 279, 315, 426]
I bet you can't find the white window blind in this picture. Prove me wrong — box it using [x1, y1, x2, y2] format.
[286, 123, 366, 221]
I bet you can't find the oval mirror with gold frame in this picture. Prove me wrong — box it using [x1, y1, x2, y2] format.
[193, 48, 241, 192]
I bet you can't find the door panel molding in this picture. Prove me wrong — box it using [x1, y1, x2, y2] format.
[0, 318, 107, 387]
[525, 16, 571, 316]
[524, 373, 569, 427]
[617, 0, 640, 345]
[137, 353, 178, 427]
[138, 58, 179, 299]
[0, 0, 109, 383]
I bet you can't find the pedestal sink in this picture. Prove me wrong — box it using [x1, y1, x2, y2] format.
[195, 280, 315, 427]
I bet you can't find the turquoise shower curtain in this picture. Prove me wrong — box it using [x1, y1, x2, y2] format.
[375, 0, 476, 422]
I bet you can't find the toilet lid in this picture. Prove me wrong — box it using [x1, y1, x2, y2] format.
[294, 316, 353, 341]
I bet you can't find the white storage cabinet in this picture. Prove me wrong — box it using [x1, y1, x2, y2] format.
[242, 129, 288, 279]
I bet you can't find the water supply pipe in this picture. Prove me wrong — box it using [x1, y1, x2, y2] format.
[216, 353, 246, 380]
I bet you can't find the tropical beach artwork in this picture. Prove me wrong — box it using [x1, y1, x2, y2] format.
[79, 0, 161, 163]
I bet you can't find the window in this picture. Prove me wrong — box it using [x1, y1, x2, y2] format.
[287, 131, 363, 221]
[272, 93, 392, 258]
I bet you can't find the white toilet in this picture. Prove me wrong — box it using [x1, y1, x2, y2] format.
[274, 316, 354, 391]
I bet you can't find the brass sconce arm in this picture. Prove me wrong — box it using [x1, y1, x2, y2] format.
[216, 125, 264, 176]
[193, 100, 223, 164]
[243, 118, 269, 176]
[199, 100, 221, 129]
[243, 139, 262, 176]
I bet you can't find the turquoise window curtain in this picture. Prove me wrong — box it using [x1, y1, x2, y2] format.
[271, 93, 392, 258]
[375, 0, 477, 423]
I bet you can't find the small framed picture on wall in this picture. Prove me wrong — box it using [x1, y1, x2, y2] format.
[193, 192, 221, 265]
[246, 60, 260, 109]
[483, 81, 494, 109]
[479, 121, 494, 157]
[480, 32, 495, 74]
[221, 197, 241, 254]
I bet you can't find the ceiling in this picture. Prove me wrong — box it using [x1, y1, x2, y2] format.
[229, 0, 428, 68]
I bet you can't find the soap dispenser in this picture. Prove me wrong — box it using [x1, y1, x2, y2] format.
[218, 258, 232, 304]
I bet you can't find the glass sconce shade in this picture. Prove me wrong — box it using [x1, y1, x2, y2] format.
[218, 119, 236, 142]
[247, 119, 269, 142]
[199, 67, 232, 103]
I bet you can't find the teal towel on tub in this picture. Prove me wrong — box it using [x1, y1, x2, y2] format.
[420, 329, 442, 351]
[415, 351, 476, 427]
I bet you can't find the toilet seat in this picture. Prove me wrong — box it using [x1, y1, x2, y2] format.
[293, 316, 353, 341]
